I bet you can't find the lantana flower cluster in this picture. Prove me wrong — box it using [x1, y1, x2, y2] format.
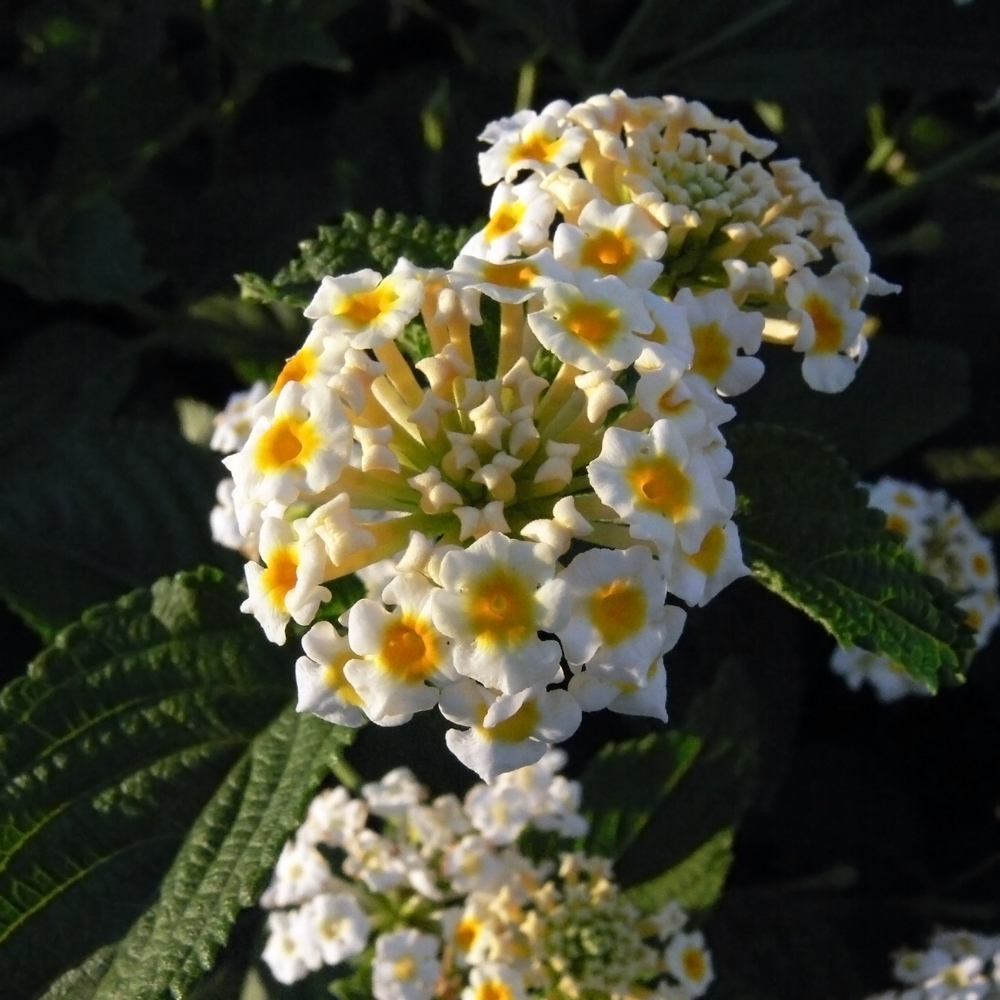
[259, 755, 714, 1000]
[830, 478, 999, 701]
[868, 927, 1000, 999]
[219, 91, 895, 779]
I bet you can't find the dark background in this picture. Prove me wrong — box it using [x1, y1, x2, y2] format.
[3, 1, 1000, 996]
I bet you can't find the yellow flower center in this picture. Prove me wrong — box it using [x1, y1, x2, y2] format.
[893, 491, 916, 507]
[657, 384, 694, 416]
[255, 415, 317, 470]
[686, 523, 726, 574]
[510, 134, 563, 165]
[484, 202, 526, 241]
[393, 957, 418, 981]
[972, 553, 991, 576]
[380, 616, 440, 681]
[467, 569, 536, 647]
[261, 547, 299, 606]
[564, 301, 621, 348]
[477, 982, 515, 1000]
[690, 321, 733, 384]
[681, 946, 708, 982]
[338, 283, 398, 327]
[481, 260, 539, 289]
[321, 652, 365, 706]
[580, 230, 634, 273]
[802, 291, 844, 353]
[274, 346, 317, 393]
[483, 698, 541, 743]
[885, 513, 909, 536]
[588, 579, 647, 646]
[455, 916, 481, 952]
[626, 455, 693, 519]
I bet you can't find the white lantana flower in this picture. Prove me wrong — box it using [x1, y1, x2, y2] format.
[242, 517, 331, 645]
[226, 89, 893, 779]
[304, 268, 424, 349]
[295, 621, 368, 727]
[301, 892, 371, 966]
[786, 269, 867, 393]
[372, 929, 442, 1000]
[430, 534, 568, 695]
[440, 680, 582, 783]
[344, 574, 455, 723]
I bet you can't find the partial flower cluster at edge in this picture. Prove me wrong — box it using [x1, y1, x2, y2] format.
[258, 754, 714, 1000]
[830, 477, 999, 701]
[211, 90, 898, 780]
[867, 926, 1000, 999]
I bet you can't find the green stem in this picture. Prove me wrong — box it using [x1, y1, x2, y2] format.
[850, 127, 1000, 228]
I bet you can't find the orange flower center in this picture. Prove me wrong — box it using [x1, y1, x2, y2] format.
[627, 455, 693, 519]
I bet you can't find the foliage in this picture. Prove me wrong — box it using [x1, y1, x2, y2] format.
[0, 569, 295, 998]
[91, 709, 353, 1000]
[238, 211, 478, 310]
[730, 424, 975, 689]
[1, 1, 999, 997]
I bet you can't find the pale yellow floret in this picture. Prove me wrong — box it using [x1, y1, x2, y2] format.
[465, 568, 537, 648]
[378, 614, 443, 682]
[587, 579, 648, 646]
[626, 455, 693, 519]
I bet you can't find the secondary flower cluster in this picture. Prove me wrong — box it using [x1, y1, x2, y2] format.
[830, 478, 999, 701]
[259, 756, 713, 1000]
[868, 927, 1000, 999]
[219, 91, 893, 779]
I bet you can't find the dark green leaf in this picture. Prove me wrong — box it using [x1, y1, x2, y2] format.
[625, 828, 734, 914]
[0, 569, 295, 1000]
[38, 945, 118, 1000]
[581, 661, 758, 908]
[238, 210, 477, 309]
[0, 198, 159, 305]
[737, 337, 969, 474]
[729, 424, 975, 688]
[92, 708, 354, 1000]
[0, 420, 233, 635]
[0, 324, 137, 459]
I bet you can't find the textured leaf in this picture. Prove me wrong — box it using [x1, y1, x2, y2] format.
[729, 424, 975, 687]
[581, 661, 758, 907]
[0, 569, 294, 999]
[92, 708, 353, 1000]
[625, 829, 734, 914]
[237, 210, 476, 309]
[39, 946, 118, 1000]
[0, 420, 233, 634]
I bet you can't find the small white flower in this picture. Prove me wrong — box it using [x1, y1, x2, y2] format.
[786, 269, 867, 393]
[528, 275, 654, 371]
[674, 288, 764, 397]
[665, 930, 714, 997]
[210, 381, 269, 454]
[241, 517, 331, 645]
[262, 909, 319, 985]
[460, 176, 557, 261]
[304, 269, 424, 349]
[362, 766, 427, 818]
[300, 891, 370, 966]
[295, 621, 368, 727]
[372, 929, 442, 1000]
[430, 533, 567, 695]
[440, 680, 582, 783]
